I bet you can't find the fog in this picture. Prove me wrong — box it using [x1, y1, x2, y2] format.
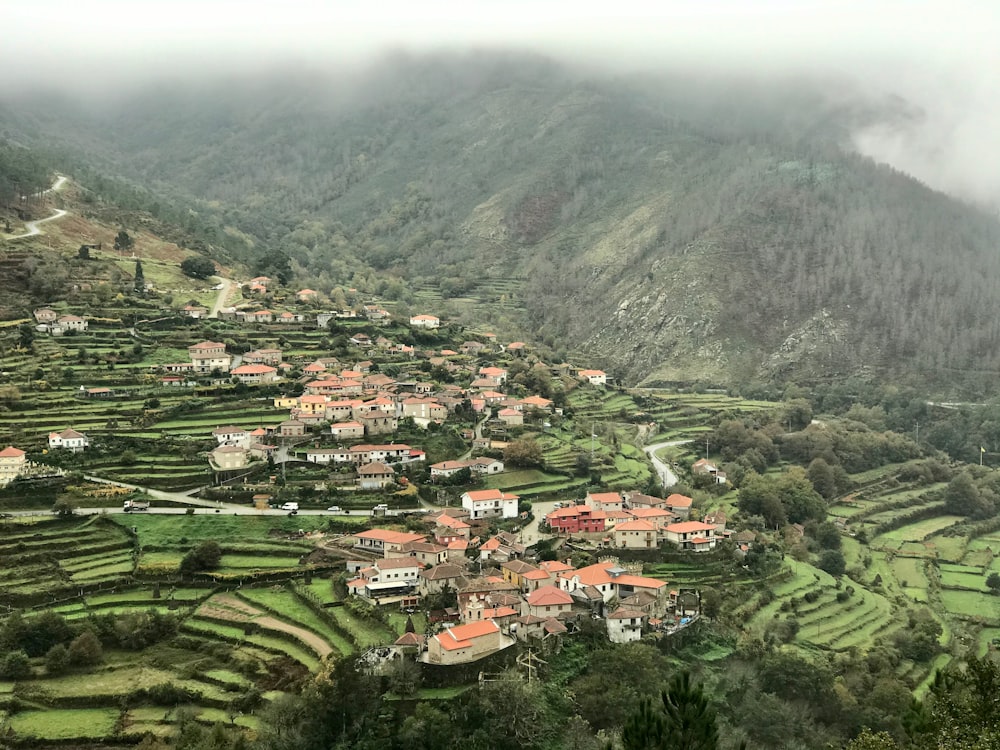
[3, 0, 999, 206]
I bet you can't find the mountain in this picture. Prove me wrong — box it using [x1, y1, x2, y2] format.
[5, 53, 1000, 392]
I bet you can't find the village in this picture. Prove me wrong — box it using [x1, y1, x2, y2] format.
[0, 275, 733, 666]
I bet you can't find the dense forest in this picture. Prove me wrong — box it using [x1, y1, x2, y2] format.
[4, 53, 1000, 391]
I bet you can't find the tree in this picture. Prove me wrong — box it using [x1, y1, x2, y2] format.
[503, 437, 544, 468]
[661, 671, 719, 750]
[621, 671, 719, 750]
[0, 650, 31, 679]
[45, 643, 70, 674]
[180, 255, 217, 279]
[68, 630, 103, 666]
[817, 549, 846, 576]
[114, 229, 134, 254]
[180, 540, 222, 574]
[134, 259, 145, 292]
[52, 498, 76, 517]
[988, 572, 1000, 593]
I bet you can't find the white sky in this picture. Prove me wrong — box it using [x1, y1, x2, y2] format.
[3, 0, 1000, 205]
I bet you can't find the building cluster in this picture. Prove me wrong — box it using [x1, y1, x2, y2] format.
[543, 491, 725, 552]
[348, 504, 695, 665]
[33, 308, 89, 335]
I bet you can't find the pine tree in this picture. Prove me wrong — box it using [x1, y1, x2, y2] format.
[661, 672, 719, 750]
[114, 229, 134, 255]
[621, 697, 665, 750]
[134, 259, 145, 293]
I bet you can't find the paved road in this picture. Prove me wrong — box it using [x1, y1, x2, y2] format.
[520, 498, 560, 546]
[208, 277, 235, 318]
[6, 175, 69, 240]
[643, 440, 691, 489]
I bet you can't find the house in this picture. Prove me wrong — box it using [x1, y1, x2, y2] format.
[692, 458, 727, 484]
[614, 519, 659, 549]
[400, 398, 448, 422]
[497, 408, 523, 426]
[250, 442, 277, 460]
[296, 288, 318, 301]
[392, 540, 450, 567]
[330, 421, 364, 439]
[478, 533, 526, 564]
[0, 446, 27, 485]
[559, 560, 669, 613]
[243, 349, 283, 365]
[606, 608, 646, 643]
[353, 529, 427, 555]
[33, 308, 58, 323]
[506, 342, 525, 354]
[277, 420, 306, 438]
[578, 369, 607, 386]
[662, 521, 717, 552]
[462, 489, 519, 520]
[501, 559, 539, 591]
[664, 494, 694, 520]
[57, 315, 88, 332]
[628, 507, 675, 529]
[347, 557, 423, 602]
[182, 305, 208, 318]
[250, 276, 271, 288]
[478, 366, 507, 385]
[524, 585, 574, 619]
[433, 514, 472, 545]
[587, 491, 624, 512]
[430, 457, 504, 480]
[231, 363, 278, 384]
[212, 426, 250, 447]
[418, 563, 468, 596]
[210, 445, 248, 471]
[545, 505, 606, 534]
[47, 428, 89, 453]
[409, 314, 441, 329]
[188, 341, 231, 373]
[704, 510, 727, 533]
[427, 619, 504, 665]
[358, 462, 395, 489]
[518, 395, 554, 412]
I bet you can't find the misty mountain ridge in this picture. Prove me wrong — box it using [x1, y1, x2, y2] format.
[4, 54, 1000, 393]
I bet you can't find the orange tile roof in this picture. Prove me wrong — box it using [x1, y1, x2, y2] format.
[527, 585, 573, 606]
[665, 494, 693, 508]
[666, 521, 715, 534]
[464, 489, 518, 502]
[615, 519, 658, 531]
[354, 529, 427, 545]
[0, 446, 25, 458]
[436, 619, 500, 650]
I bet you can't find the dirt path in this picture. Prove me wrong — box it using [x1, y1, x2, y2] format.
[209, 277, 234, 318]
[6, 175, 69, 239]
[211, 594, 333, 657]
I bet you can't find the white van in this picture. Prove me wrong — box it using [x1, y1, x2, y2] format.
[280, 502, 299, 511]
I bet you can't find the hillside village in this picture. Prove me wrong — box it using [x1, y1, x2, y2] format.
[1, 269, 718, 649]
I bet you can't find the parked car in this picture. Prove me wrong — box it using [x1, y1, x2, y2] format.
[280, 502, 299, 511]
[326, 505, 343, 513]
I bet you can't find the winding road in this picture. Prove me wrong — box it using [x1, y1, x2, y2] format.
[643, 439, 691, 489]
[6, 175, 69, 239]
[208, 276, 235, 318]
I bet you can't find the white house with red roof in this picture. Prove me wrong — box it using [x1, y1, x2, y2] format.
[427, 619, 507, 665]
[662, 521, 717, 551]
[347, 557, 424, 602]
[524, 585, 574, 619]
[357, 462, 395, 489]
[409, 314, 441, 329]
[353, 528, 428, 555]
[230, 363, 278, 384]
[211, 426, 250, 448]
[433, 514, 472, 544]
[0, 446, 27, 485]
[461, 489, 519, 520]
[188, 341, 231, 373]
[578, 369, 607, 386]
[607, 608, 646, 643]
[587, 491, 624, 512]
[692, 458, 728, 484]
[48, 428, 89, 453]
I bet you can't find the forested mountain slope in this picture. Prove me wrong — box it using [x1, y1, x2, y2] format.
[5, 54, 1000, 391]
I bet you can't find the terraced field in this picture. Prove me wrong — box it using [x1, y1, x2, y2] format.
[0, 515, 399, 745]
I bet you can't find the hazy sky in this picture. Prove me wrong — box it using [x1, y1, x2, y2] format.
[4, 0, 999, 206]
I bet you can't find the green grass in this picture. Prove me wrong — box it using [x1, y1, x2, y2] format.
[9, 708, 120, 740]
[31, 665, 178, 699]
[940, 590, 1000, 620]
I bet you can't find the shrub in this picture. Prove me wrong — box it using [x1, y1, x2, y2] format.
[0, 650, 31, 679]
[68, 631, 103, 666]
[45, 644, 70, 675]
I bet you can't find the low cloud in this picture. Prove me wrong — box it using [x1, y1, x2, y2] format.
[3, 0, 999, 206]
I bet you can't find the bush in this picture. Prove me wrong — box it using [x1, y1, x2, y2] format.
[45, 644, 70, 674]
[180, 541, 222, 574]
[0, 650, 31, 679]
[68, 631, 103, 666]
